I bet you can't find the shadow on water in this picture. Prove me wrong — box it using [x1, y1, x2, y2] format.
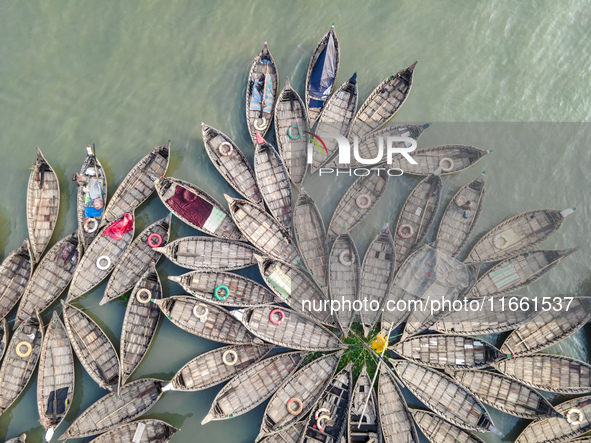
[0, 206, 10, 258]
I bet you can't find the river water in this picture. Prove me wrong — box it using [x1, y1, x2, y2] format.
[1, 1, 590, 442]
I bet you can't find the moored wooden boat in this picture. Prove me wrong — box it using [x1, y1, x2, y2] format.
[76, 144, 108, 251]
[274, 79, 309, 186]
[257, 351, 342, 439]
[58, 378, 167, 440]
[501, 297, 591, 357]
[349, 365, 382, 443]
[327, 172, 390, 241]
[493, 353, 591, 394]
[62, 301, 120, 390]
[169, 344, 273, 391]
[155, 176, 245, 241]
[256, 256, 333, 325]
[348, 63, 417, 140]
[359, 225, 395, 335]
[119, 263, 161, 386]
[254, 132, 293, 229]
[0, 239, 34, 320]
[169, 270, 276, 307]
[100, 213, 171, 305]
[293, 189, 328, 286]
[299, 362, 352, 443]
[329, 233, 360, 338]
[154, 296, 255, 345]
[202, 351, 306, 423]
[450, 370, 560, 420]
[232, 305, 342, 351]
[0, 310, 43, 417]
[470, 248, 578, 298]
[436, 172, 487, 258]
[259, 422, 305, 443]
[67, 212, 135, 301]
[409, 409, 485, 443]
[5, 434, 27, 443]
[305, 25, 340, 124]
[392, 334, 503, 370]
[246, 40, 279, 145]
[101, 141, 170, 224]
[393, 172, 442, 271]
[377, 364, 419, 443]
[14, 232, 79, 328]
[154, 236, 258, 271]
[465, 208, 576, 264]
[90, 419, 180, 443]
[310, 72, 358, 174]
[0, 318, 7, 362]
[27, 147, 60, 262]
[37, 311, 74, 442]
[225, 195, 300, 265]
[202, 122, 263, 204]
[390, 359, 502, 435]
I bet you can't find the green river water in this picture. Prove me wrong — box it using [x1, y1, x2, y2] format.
[1, 1, 590, 442]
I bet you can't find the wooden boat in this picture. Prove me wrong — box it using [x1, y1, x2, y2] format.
[62, 301, 120, 390]
[0, 239, 34, 320]
[37, 311, 74, 442]
[327, 172, 390, 241]
[256, 256, 333, 325]
[359, 225, 395, 334]
[257, 351, 342, 439]
[515, 395, 591, 443]
[100, 213, 171, 305]
[450, 370, 560, 420]
[155, 176, 245, 241]
[101, 141, 170, 224]
[329, 233, 360, 338]
[67, 212, 135, 301]
[500, 297, 591, 356]
[470, 248, 578, 298]
[246, 40, 279, 145]
[0, 310, 43, 417]
[465, 208, 576, 264]
[58, 378, 167, 440]
[435, 172, 487, 258]
[169, 344, 273, 391]
[119, 263, 161, 386]
[259, 422, 305, 443]
[274, 79, 309, 186]
[225, 195, 300, 265]
[169, 270, 276, 307]
[76, 144, 108, 251]
[254, 132, 293, 229]
[154, 296, 255, 345]
[232, 305, 342, 351]
[410, 409, 485, 443]
[310, 72, 358, 174]
[348, 63, 417, 140]
[5, 434, 26, 443]
[14, 232, 79, 327]
[0, 318, 7, 362]
[394, 173, 442, 271]
[377, 364, 419, 443]
[349, 366, 382, 443]
[299, 363, 352, 443]
[90, 419, 180, 443]
[493, 353, 591, 394]
[432, 294, 537, 335]
[27, 147, 60, 262]
[390, 360, 502, 435]
[392, 334, 503, 370]
[202, 351, 306, 423]
[305, 25, 340, 124]
[153, 236, 258, 271]
[202, 122, 263, 204]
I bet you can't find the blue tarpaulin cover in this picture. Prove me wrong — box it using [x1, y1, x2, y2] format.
[309, 31, 337, 108]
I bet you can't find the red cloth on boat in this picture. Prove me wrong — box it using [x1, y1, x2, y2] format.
[102, 212, 134, 240]
[166, 184, 213, 228]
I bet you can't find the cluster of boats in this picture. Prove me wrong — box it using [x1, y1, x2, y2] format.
[0, 24, 585, 443]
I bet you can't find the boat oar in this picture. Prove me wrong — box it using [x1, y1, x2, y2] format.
[414, 169, 441, 244]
